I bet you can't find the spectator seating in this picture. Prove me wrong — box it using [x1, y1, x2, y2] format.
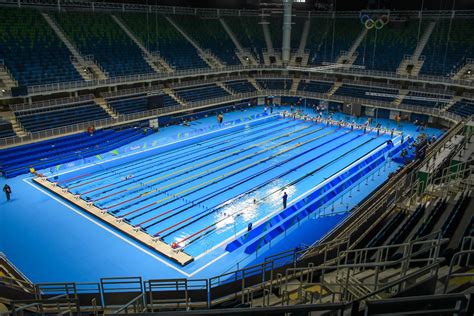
[0, 119, 15, 138]
[421, 18, 474, 76]
[119, 13, 208, 70]
[307, 18, 362, 65]
[52, 12, 154, 77]
[401, 91, 451, 108]
[359, 20, 423, 72]
[15, 101, 110, 132]
[447, 99, 474, 117]
[0, 8, 81, 87]
[268, 16, 283, 50]
[334, 84, 398, 102]
[107, 93, 179, 115]
[256, 79, 292, 90]
[297, 80, 333, 94]
[0, 128, 148, 178]
[174, 84, 230, 103]
[174, 15, 240, 66]
[224, 80, 257, 94]
[224, 17, 266, 63]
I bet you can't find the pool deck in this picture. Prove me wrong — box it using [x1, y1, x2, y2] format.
[33, 176, 194, 266]
[0, 106, 444, 283]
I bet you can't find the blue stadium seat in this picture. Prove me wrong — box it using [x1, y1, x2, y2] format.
[15, 102, 110, 132]
[297, 80, 333, 94]
[334, 84, 398, 102]
[257, 79, 292, 90]
[224, 80, 257, 94]
[174, 84, 230, 103]
[0, 8, 82, 87]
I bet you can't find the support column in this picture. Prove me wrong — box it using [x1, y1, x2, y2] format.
[282, 0, 293, 65]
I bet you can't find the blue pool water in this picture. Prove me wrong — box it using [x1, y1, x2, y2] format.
[53, 114, 393, 258]
[0, 106, 444, 282]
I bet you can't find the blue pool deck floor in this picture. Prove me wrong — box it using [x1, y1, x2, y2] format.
[0, 106, 443, 283]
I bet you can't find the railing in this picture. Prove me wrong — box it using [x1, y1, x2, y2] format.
[4, 62, 471, 98]
[282, 233, 446, 304]
[25, 64, 285, 95]
[1, 89, 464, 148]
[11, 297, 81, 316]
[0, 275, 35, 294]
[320, 66, 474, 88]
[315, 120, 465, 249]
[0, 108, 162, 148]
[9, 94, 95, 113]
[112, 293, 146, 314]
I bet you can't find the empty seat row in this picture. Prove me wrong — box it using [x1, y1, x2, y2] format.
[297, 80, 333, 94]
[224, 80, 257, 94]
[15, 102, 110, 132]
[0, 127, 148, 178]
[447, 99, 474, 117]
[119, 13, 209, 70]
[0, 120, 15, 138]
[334, 84, 398, 102]
[0, 8, 82, 87]
[257, 79, 292, 90]
[174, 84, 230, 103]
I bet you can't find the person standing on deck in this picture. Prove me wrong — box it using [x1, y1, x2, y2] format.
[282, 192, 288, 209]
[3, 184, 11, 201]
[29, 166, 36, 177]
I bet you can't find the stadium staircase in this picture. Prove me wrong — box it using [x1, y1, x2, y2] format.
[162, 87, 187, 107]
[165, 16, 225, 69]
[452, 58, 474, 80]
[9, 117, 27, 138]
[261, 20, 283, 66]
[398, 21, 436, 76]
[248, 78, 263, 92]
[337, 28, 367, 66]
[442, 95, 462, 112]
[289, 78, 301, 95]
[0, 62, 17, 95]
[327, 81, 343, 96]
[41, 12, 108, 81]
[216, 82, 236, 96]
[52, 11, 156, 78]
[392, 88, 408, 106]
[219, 19, 258, 66]
[95, 97, 118, 119]
[111, 15, 174, 74]
[222, 17, 266, 64]
[289, 18, 310, 67]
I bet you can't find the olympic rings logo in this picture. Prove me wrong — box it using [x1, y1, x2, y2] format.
[360, 14, 389, 30]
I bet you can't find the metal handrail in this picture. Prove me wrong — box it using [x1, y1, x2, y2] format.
[112, 292, 146, 314]
[283, 236, 445, 303]
[1, 88, 464, 150]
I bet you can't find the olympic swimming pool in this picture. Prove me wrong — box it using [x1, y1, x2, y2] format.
[1, 107, 445, 281]
[43, 113, 399, 263]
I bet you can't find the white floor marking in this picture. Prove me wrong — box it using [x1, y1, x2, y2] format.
[188, 252, 229, 277]
[23, 178, 192, 278]
[24, 122, 401, 279]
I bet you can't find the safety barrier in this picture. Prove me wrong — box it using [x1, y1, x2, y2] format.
[226, 136, 402, 255]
